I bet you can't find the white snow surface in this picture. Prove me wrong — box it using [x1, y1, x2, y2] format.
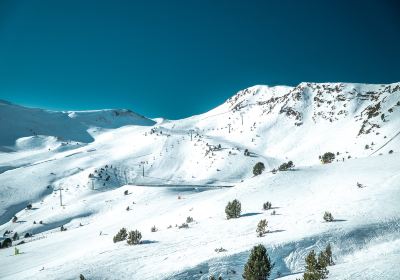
[0, 82, 400, 279]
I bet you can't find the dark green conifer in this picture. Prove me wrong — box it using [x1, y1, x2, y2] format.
[243, 244, 273, 280]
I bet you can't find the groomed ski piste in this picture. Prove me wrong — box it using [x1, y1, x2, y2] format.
[1, 82, 399, 279]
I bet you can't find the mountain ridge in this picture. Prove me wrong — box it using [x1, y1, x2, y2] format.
[0, 82, 399, 279]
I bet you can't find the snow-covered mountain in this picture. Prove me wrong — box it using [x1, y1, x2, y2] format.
[0, 100, 155, 151]
[0, 82, 399, 279]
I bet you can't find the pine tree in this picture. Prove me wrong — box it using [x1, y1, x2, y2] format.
[278, 161, 294, 171]
[303, 250, 320, 280]
[316, 252, 329, 279]
[324, 244, 334, 265]
[323, 212, 334, 222]
[256, 219, 268, 237]
[321, 152, 335, 164]
[253, 162, 265, 176]
[243, 244, 273, 280]
[113, 228, 128, 243]
[12, 232, 19, 241]
[225, 199, 241, 219]
[127, 230, 142, 245]
[303, 249, 330, 280]
[1, 238, 12, 248]
[263, 202, 272, 210]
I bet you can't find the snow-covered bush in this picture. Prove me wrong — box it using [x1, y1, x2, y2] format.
[151, 226, 157, 232]
[225, 199, 241, 219]
[256, 219, 268, 237]
[323, 211, 334, 222]
[186, 216, 194, 223]
[113, 228, 128, 243]
[127, 230, 142, 245]
[243, 244, 273, 280]
[253, 162, 265, 176]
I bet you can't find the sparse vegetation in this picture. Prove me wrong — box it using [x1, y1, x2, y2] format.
[225, 199, 241, 219]
[178, 223, 189, 229]
[357, 182, 365, 188]
[113, 228, 128, 243]
[243, 244, 273, 280]
[186, 216, 194, 223]
[215, 247, 227, 253]
[151, 226, 157, 232]
[253, 162, 265, 176]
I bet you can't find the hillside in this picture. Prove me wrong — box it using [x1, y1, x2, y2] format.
[0, 100, 155, 151]
[0, 82, 399, 279]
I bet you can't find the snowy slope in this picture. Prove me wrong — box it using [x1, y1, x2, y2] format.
[0, 100, 155, 151]
[0, 82, 399, 280]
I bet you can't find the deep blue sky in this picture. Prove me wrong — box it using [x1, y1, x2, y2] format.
[0, 0, 399, 119]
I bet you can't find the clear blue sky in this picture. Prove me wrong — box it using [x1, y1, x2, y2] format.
[0, 0, 399, 119]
